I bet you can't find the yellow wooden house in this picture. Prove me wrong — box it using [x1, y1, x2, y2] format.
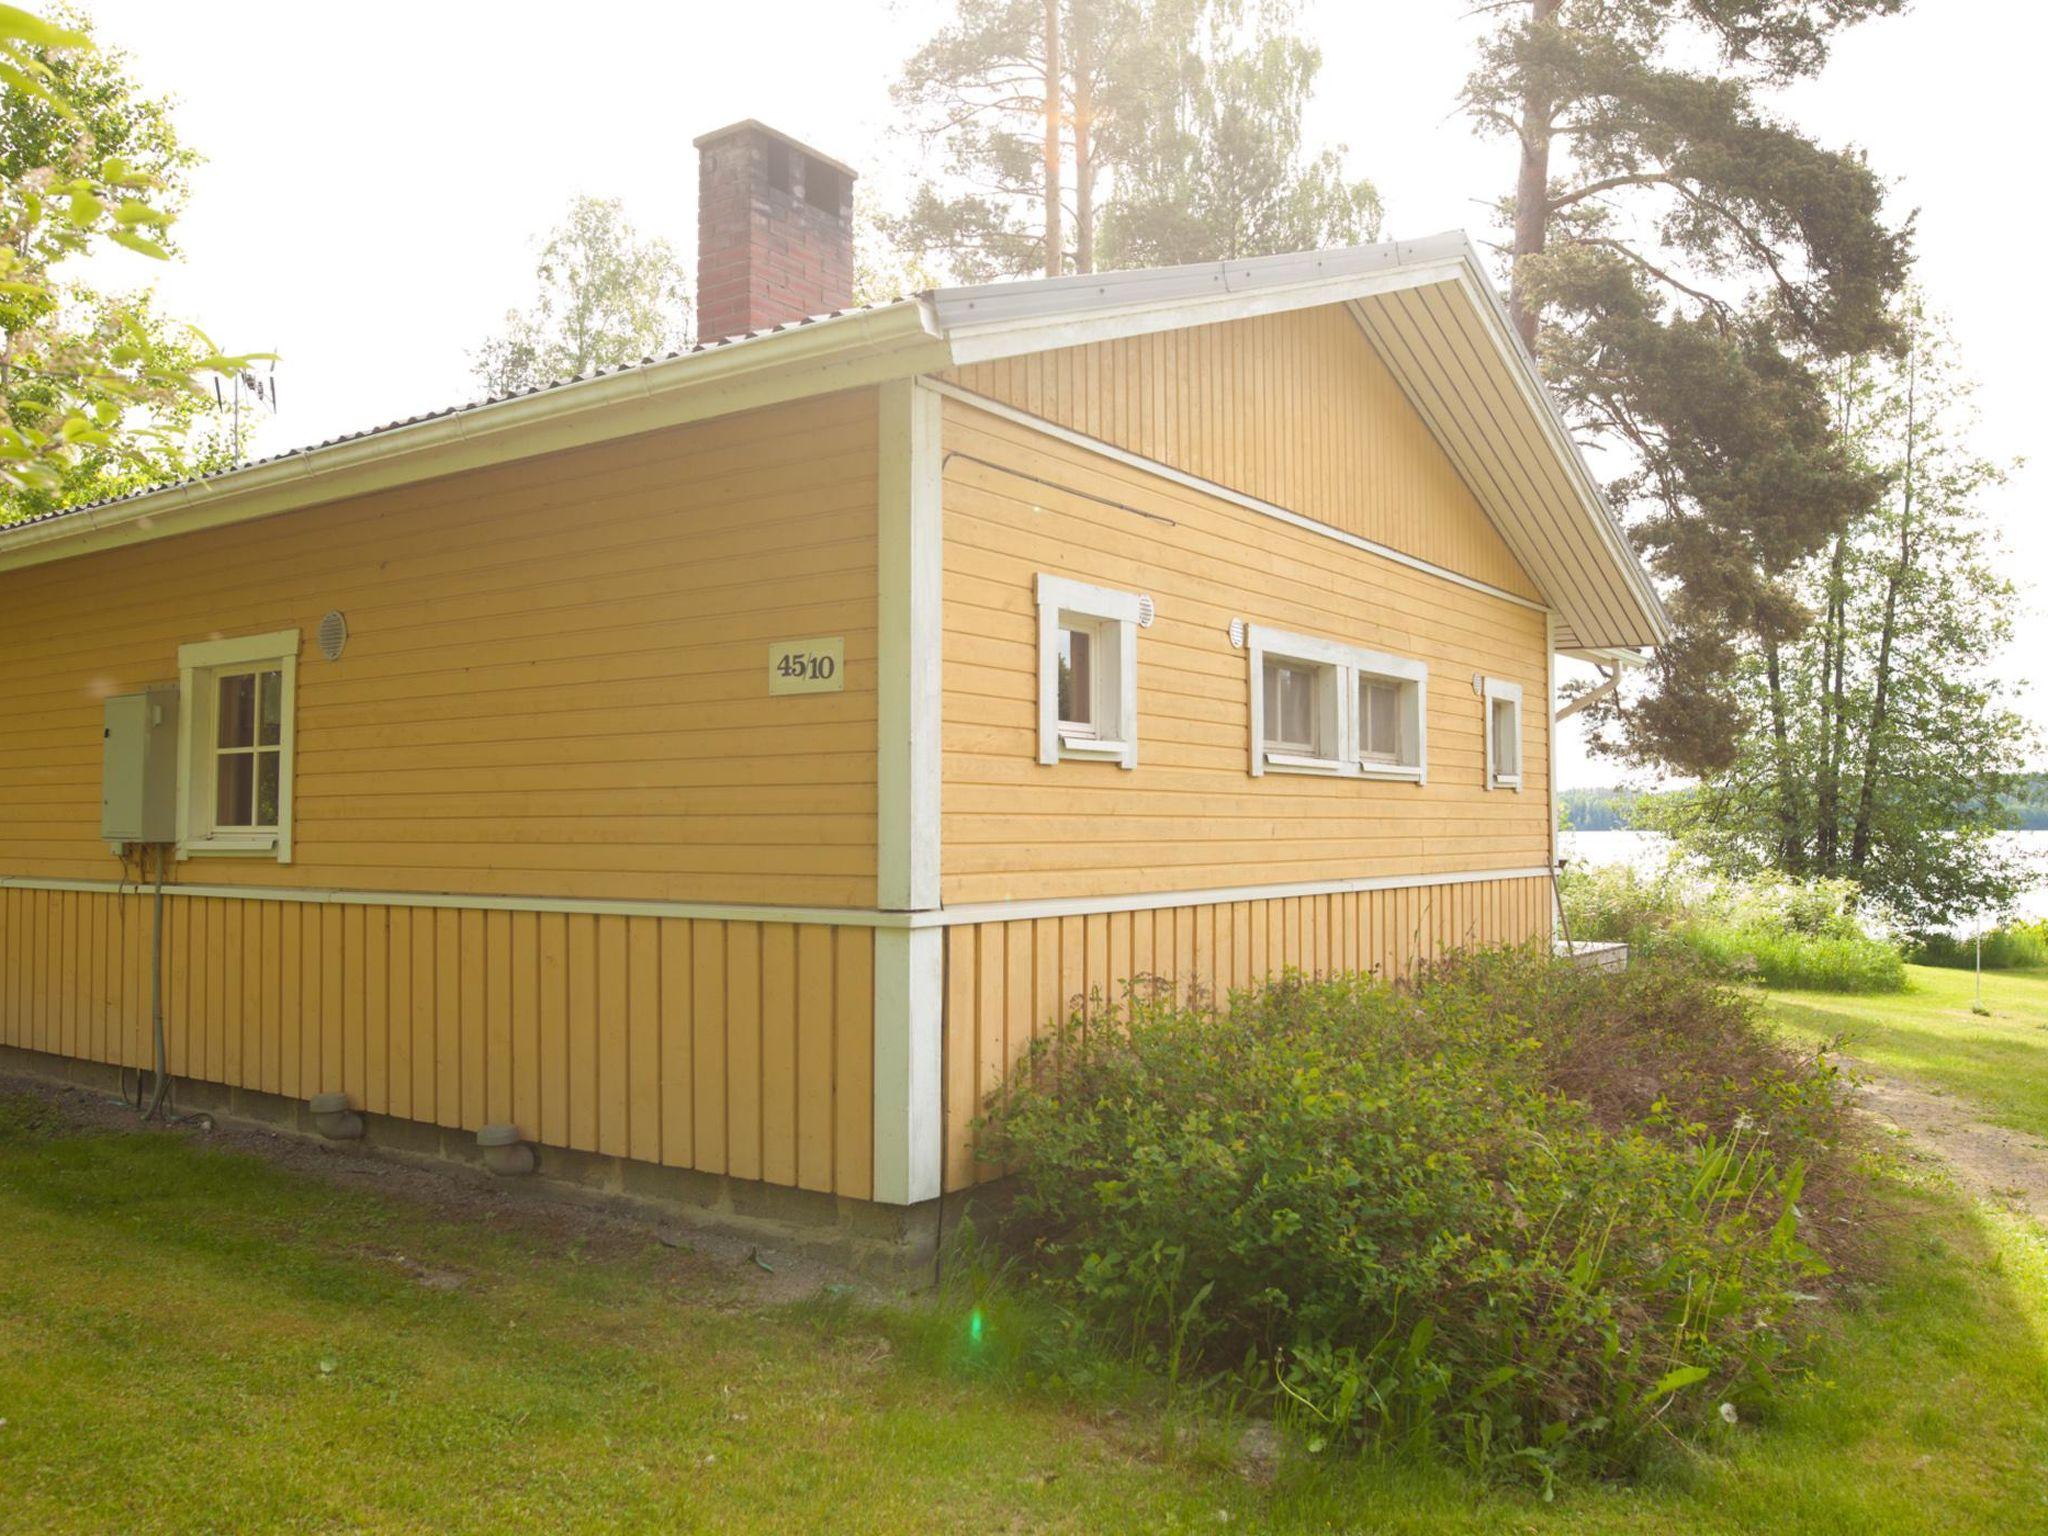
[0, 123, 1665, 1244]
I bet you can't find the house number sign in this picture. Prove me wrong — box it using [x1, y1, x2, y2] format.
[768, 637, 844, 695]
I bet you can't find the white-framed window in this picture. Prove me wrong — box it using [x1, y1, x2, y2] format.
[1247, 625, 1427, 781]
[1481, 675, 1523, 792]
[176, 629, 300, 860]
[1036, 573, 1143, 769]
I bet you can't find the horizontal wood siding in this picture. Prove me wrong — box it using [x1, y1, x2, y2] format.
[942, 304, 1539, 598]
[941, 398, 1553, 904]
[939, 874, 1553, 1190]
[0, 389, 879, 905]
[0, 886, 874, 1199]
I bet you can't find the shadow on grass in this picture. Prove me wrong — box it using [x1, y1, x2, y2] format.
[3, 1090, 2045, 1535]
[1775, 996, 2048, 1141]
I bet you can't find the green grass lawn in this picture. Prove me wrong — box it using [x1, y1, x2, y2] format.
[1773, 963, 2048, 1140]
[2, 1045, 2045, 1531]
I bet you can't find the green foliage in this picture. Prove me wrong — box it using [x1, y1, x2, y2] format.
[888, 0, 1377, 280]
[0, 5, 254, 512]
[1464, 0, 1911, 776]
[979, 953, 1841, 1483]
[470, 195, 690, 396]
[1647, 304, 2037, 928]
[1095, 0, 1380, 268]
[1561, 859, 1907, 992]
[1908, 921, 2048, 973]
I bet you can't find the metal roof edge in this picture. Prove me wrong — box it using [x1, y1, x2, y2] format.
[923, 232, 1669, 647]
[0, 300, 944, 574]
[0, 232, 1670, 651]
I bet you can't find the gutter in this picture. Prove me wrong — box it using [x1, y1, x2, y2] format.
[0, 300, 951, 575]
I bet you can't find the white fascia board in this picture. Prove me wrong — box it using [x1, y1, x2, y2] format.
[926, 233, 1667, 651]
[1443, 269, 1672, 646]
[0, 302, 952, 575]
[939, 249, 1473, 367]
[1559, 645, 1651, 668]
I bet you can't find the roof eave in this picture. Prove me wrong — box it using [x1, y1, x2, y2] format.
[928, 234, 1669, 650]
[0, 300, 950, 575]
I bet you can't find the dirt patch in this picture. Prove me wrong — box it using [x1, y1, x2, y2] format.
[1844, 1057, 2048, 1223]
[0, 1072, 880, 1309]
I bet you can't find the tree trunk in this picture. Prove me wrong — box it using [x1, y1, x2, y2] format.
[1043, 0, 1063, 278]
[1072, 20, 1095, 275]
[1850, 346, 1919, 874]
[1508, 0, 1563, 352]
[1763, 632, 1805, 873]
[1813, 531, 1848, 872]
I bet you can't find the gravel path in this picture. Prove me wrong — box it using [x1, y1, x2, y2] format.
[1847, 1059, 2048, 1223]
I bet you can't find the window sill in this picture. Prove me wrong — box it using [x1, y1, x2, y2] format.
[1490, 774, 1523, 792]
[1058, 733, 1129, 761]
[1357, 761, 1425, 783]
[1264, 751, 1347, 776]
[181, 836, 283, 861]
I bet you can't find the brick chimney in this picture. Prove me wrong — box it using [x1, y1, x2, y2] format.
[694, 120, 858, 342]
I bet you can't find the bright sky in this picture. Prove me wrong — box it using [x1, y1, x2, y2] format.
[79, 0, 2044, 789]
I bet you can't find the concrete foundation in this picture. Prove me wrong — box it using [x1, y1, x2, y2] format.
[1556, 938, 1630, 973]
[0, 1044, 948, 1283]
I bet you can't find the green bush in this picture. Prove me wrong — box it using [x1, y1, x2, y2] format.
[979, 952, 1840, 1485]
[1561, 861, 1907, 993]
[1908, 920, 2048, 971]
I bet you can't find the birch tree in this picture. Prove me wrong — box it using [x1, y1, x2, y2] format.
[0, 5, 254, 519]
[1652, 305, 2034, 928]
[470, 196, 691, 397]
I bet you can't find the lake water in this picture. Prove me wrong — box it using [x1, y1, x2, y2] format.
[1560, 828, 2048, 929]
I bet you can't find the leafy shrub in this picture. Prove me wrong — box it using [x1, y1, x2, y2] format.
[1561, 861, 1906, 993]
[979, 952, 1840, 1484]
[1908, 920, 2048, 971]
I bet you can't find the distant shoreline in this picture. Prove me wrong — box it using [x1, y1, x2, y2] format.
[1559, 781, 2048, 834]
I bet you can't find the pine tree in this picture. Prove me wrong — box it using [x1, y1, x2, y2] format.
[1464, 0, 1913, 775]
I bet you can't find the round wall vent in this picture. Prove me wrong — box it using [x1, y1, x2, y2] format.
[317, 610, 349, 661]
[1228, 617, 1245, 650]
[1136, 593, 1156, 628]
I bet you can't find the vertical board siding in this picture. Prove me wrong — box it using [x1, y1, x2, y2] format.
[942, 302, 1540, 600]
[0, 389, 880, 906]
[0, 889, 874, 1200]
[940, 397, 1554, 905]
[939, 874, 1554, 1190]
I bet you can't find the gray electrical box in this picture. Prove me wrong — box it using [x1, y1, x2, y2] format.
[102, 689, 179, 844]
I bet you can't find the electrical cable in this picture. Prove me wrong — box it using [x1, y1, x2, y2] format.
[143, 843, 170, 1121]
[940, 451, 1178, 526]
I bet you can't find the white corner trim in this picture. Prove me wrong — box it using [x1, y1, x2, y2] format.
[871, 926, 944, 1205]
[1035, 572, 1143, 770]
[876, 380, 943, 912]
[1546, 612, 1560, 880]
